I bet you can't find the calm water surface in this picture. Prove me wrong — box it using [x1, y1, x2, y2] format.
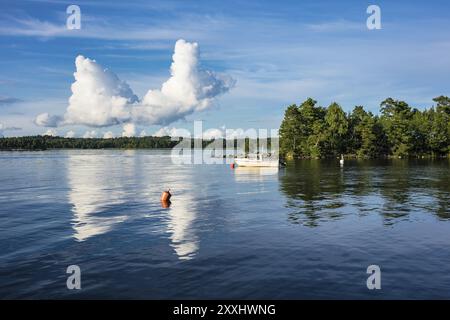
[0, 150, 449, 299]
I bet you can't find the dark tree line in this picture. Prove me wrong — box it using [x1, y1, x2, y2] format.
[0, 136, 179, 150]
[279, 96, 450, 158]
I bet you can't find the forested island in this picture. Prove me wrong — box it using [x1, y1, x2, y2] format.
[0, 136, 178, 150]
[279, 96, 450, 159]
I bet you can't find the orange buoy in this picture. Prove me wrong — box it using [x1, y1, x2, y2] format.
[230, 163, 235, 169]
[161, 189, 172, 202]
[160, 200, 171, 208]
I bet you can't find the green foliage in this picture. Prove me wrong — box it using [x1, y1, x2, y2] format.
[279, 98, 328, 158]
[279, 96, 450, 158]
[0, 136, 179, 150]
[323, 102, 348, 156]
[279, 104, 302, 158]
[380, 98, 413, 157]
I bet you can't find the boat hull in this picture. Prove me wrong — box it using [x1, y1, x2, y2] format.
[234, 158, 279, 167]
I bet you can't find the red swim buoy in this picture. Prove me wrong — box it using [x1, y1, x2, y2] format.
[160, 189, 171, 202]
[160, 200, 171, 208]
[230, 163, 235, 169]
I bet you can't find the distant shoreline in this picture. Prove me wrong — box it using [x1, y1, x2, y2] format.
[0, 136, 269, 152]
[0, 135, 178, 151]
[1, 135, 449, 159]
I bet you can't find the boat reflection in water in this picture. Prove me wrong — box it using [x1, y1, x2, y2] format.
[232, 166, 281, 198]
[233, 166, 279, 182]
[67, 152, 129, 241]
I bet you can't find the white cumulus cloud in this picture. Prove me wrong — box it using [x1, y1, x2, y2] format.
[132, 39, 235, 125]
[153, 126, 191, 138]
[203, 128, 224, 140]
[122, 123, 136, 137]
[35, 39, 234, 128]
[35, 112, 63, 127]
[65, 130, 76, 138]
[64, 55, 138, 127]
[103, 131, 114, 139]
[43, 129, 58, 136]
[83, 130, 98, 138]
[0, 123, 22, 136]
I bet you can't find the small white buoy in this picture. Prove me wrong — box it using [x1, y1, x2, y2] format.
[339, 154, 344, 166]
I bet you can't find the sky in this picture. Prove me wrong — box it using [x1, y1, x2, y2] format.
[0, 0, 449, 138]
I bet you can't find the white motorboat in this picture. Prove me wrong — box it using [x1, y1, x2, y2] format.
[234, 157, 280, 167]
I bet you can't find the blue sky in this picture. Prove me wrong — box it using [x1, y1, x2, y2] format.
[0, 0, 449, 137]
